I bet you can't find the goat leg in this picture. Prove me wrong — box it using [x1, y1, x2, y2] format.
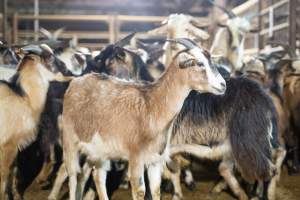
[147, 162, 163, 200]
[12, 165, 23, 200]
[83, 188, 96, 200]
[92, 160, 110, 200]
[48, 163, 68, 200]
[291, 136, 300, 174]
[36, 144, 56, 185]
[77, 162, 93, 199]
[218, 159, 248, 200]
[0, 144, 18, 200]
[128, 160, 146, 200]
[211, 179, 228, 194]
[164, 166, 183, 200]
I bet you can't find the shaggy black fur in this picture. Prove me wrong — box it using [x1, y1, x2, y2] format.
[174, 76, 275, 182]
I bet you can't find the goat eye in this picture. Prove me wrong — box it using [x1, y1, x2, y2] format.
[197, 62, 204, 68]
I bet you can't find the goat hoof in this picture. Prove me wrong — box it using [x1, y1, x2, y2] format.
[172, 193, 183, 200]
[238, 192, 248, 200]
[185, 181, 196, 191]
[211, 185, 223, 194]
[162, 181, 173, 193]
[288, 166, 300, 175]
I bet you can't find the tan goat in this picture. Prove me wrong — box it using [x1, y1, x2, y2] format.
[62, 38, 226, 200]
[0, 44, 72, 199]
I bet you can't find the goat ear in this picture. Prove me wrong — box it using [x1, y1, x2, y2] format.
[53, 27, 65, 40]
[179, 59, 196, 69]
[74, 52, 86, 66]
[115, 32, 136, 47]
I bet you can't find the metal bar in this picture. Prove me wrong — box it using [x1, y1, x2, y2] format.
[18, 15, 111, 21]
[260, 0, 289, 15]
[289, 0, 296, 51]
[12, 13, 18, 44]
[258, 0, 263, 49]
[259, 22, 289, 35]
[2, 0, 7, 42]
[34, 0, 39, 41]
[18, 30, 110, 39]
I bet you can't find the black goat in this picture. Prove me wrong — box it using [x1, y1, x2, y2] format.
[167, 76, 277, 200]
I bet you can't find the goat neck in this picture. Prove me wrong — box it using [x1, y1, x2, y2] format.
[18, 56, 50, 117]
[146, 59, 190, 132]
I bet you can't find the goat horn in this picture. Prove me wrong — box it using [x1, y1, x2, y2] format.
[267, 41, 297, 58]
[21, 45, 43, 55]
[167, 38, 197, 49]
[207, 0, 236, 19]
[115, 32, 136, 47]
[40, 43, 54, 55]
[39, 27, 52, 39]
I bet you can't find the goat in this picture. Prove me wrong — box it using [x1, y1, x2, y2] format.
[48, 37, 154, 200]
[241, 57, 289, 200]
[284, 73, 300, 174]
[155, 41, 277, 200]
[146, 12, 274, 199]
[61, 38, 225, 200]
[0, 43, 19, 66]
[167, 74, 277, 200]
[0, 44, 72, 199]
[268, 43, 300, 175]
[39, 27, 88, 75]
[136, 41, 165, 79]
[146, 14, 210, 67]
[208, 0, 256, 73]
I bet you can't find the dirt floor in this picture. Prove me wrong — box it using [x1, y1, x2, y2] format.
[24, 161, 300, 200]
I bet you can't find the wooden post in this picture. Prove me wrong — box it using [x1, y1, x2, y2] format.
[108, 15, 118, 44]
[34, 0, 39, 41]
[115, 15, 121, 42]
[2, 0, 7, 42]
[12, 13, 18, 44]
[289, 0, 296, 51]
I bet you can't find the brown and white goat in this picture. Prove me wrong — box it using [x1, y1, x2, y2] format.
[62, 38, 226, 200]
[0, 44, 71, 199]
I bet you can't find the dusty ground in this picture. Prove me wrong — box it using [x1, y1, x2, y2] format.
[24, 162, 300, 200]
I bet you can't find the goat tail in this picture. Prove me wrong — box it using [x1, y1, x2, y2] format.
[229, 99, 276, 183]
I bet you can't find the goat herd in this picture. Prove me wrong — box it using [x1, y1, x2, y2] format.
[1, 2, 300, 200]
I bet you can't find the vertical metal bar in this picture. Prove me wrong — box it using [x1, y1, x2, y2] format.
[2, 0, 7, 42]
[289, 0, 296, 51]
[258, 0, 263, 50]
[34, 0, 39, 41]
[12, 12, 18, 44]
